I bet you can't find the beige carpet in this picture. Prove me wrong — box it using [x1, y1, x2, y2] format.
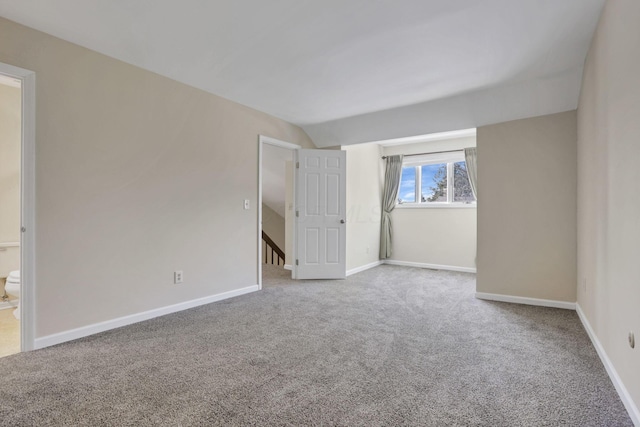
[0, 265, 632, 426]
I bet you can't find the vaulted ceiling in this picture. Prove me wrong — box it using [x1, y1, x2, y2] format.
[0, 0, 605, 146]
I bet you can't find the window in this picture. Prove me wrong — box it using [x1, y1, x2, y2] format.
[398, 150, 475, 205]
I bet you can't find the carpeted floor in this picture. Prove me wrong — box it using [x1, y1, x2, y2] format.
[0, 265, 632, 426]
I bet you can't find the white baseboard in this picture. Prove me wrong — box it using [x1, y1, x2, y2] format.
[284, 264, 292, 271]
[0, 299, 18, 310]
[34, 285, 260, 350]
[475, 292, 576, 310]
[576, 304, 640, 426]
[346, 260, 383, 277]
[383, 259, 476, 274]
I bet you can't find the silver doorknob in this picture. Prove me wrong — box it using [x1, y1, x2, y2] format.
[340, 219, 345, 224]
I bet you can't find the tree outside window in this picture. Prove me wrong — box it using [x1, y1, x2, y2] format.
[398, 152, 475, 205]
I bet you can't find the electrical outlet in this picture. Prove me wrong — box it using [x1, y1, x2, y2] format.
[244, 199, 250, 210]
[174, 270, 183, 284]
[366, 246, 370, 254]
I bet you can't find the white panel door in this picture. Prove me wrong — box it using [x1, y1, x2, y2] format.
[295, 149, 346, 279]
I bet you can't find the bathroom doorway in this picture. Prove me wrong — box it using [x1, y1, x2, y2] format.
[0, 62, 35, 354]
[0, 73, 22, 356]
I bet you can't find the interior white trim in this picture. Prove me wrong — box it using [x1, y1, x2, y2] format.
[384, 260, 476, 274]
[283, 264, 292, 271]
[258, 135, 300, 288]
[0, 73, 21, 88]
[0, 299, 19, 310]
[475, 292, 576, 310]
[346, 260, 383, 277]
[576, 304, 640, 426]
[34, 285, 259, 350]
[21, 69, 35, 352]
[395, 203, 476, 209]
[259, 135, 301, 151]
[0, 242, 20, 248]
[375, 128, 477, 146]
[0, 61, 36, 352]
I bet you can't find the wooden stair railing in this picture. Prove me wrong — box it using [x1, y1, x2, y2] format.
[262, 231, 285, 266]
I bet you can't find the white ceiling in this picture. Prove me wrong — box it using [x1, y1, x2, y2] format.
[0, 0, 605, 146]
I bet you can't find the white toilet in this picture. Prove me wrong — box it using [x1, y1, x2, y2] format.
[4, 270, 20, 320]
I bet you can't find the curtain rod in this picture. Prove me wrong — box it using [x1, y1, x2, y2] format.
[381, 148, 467, 160]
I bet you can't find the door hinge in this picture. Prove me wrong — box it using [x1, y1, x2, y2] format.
[296, 162, 299, 169]
[296, 210, 299, 217]
[296, 259, 299, 266]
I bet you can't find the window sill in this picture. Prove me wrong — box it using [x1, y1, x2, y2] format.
[395, 203, 476, 209]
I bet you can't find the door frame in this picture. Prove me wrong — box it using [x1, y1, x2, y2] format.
[0, 61, 36, 352]
[257, 135, 300, 289]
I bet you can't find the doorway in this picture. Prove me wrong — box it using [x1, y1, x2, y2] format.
[0, 62, 36, 353]
[0, 74, 21, 356]
[258, 136, 300, 288]
[258, 135, 348, 286]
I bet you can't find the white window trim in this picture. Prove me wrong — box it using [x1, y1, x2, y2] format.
[446, 162, 454, 203]
[397, 150, 476, 207]
[396, 203, 476, 209]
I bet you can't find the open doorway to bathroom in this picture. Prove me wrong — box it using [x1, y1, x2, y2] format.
[0, 62, 34, 354]
[0, 73, 21, 357]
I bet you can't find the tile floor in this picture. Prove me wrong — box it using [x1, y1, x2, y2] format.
[0, 306, 20, 357]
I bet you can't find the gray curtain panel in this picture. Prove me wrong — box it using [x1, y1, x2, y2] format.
[464, 148, 478, 200]
[380, 155, 403, 259]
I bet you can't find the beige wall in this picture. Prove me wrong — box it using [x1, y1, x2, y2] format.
[0, 83, 21, 279]
[577, 0, 640, 413]
[0, 17, 315, 337]
[389, 209, 476, 269]
[0, 83, 20, 244]
[383, 136, 477, 270]
[477, 111, 577, 302]
[343, 143, 383, 271]
[261, 203, 285, 255]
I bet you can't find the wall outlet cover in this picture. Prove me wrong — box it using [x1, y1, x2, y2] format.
[174, 270, 183, 284]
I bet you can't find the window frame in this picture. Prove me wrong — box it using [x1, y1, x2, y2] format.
[396, 151, 476, 208]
